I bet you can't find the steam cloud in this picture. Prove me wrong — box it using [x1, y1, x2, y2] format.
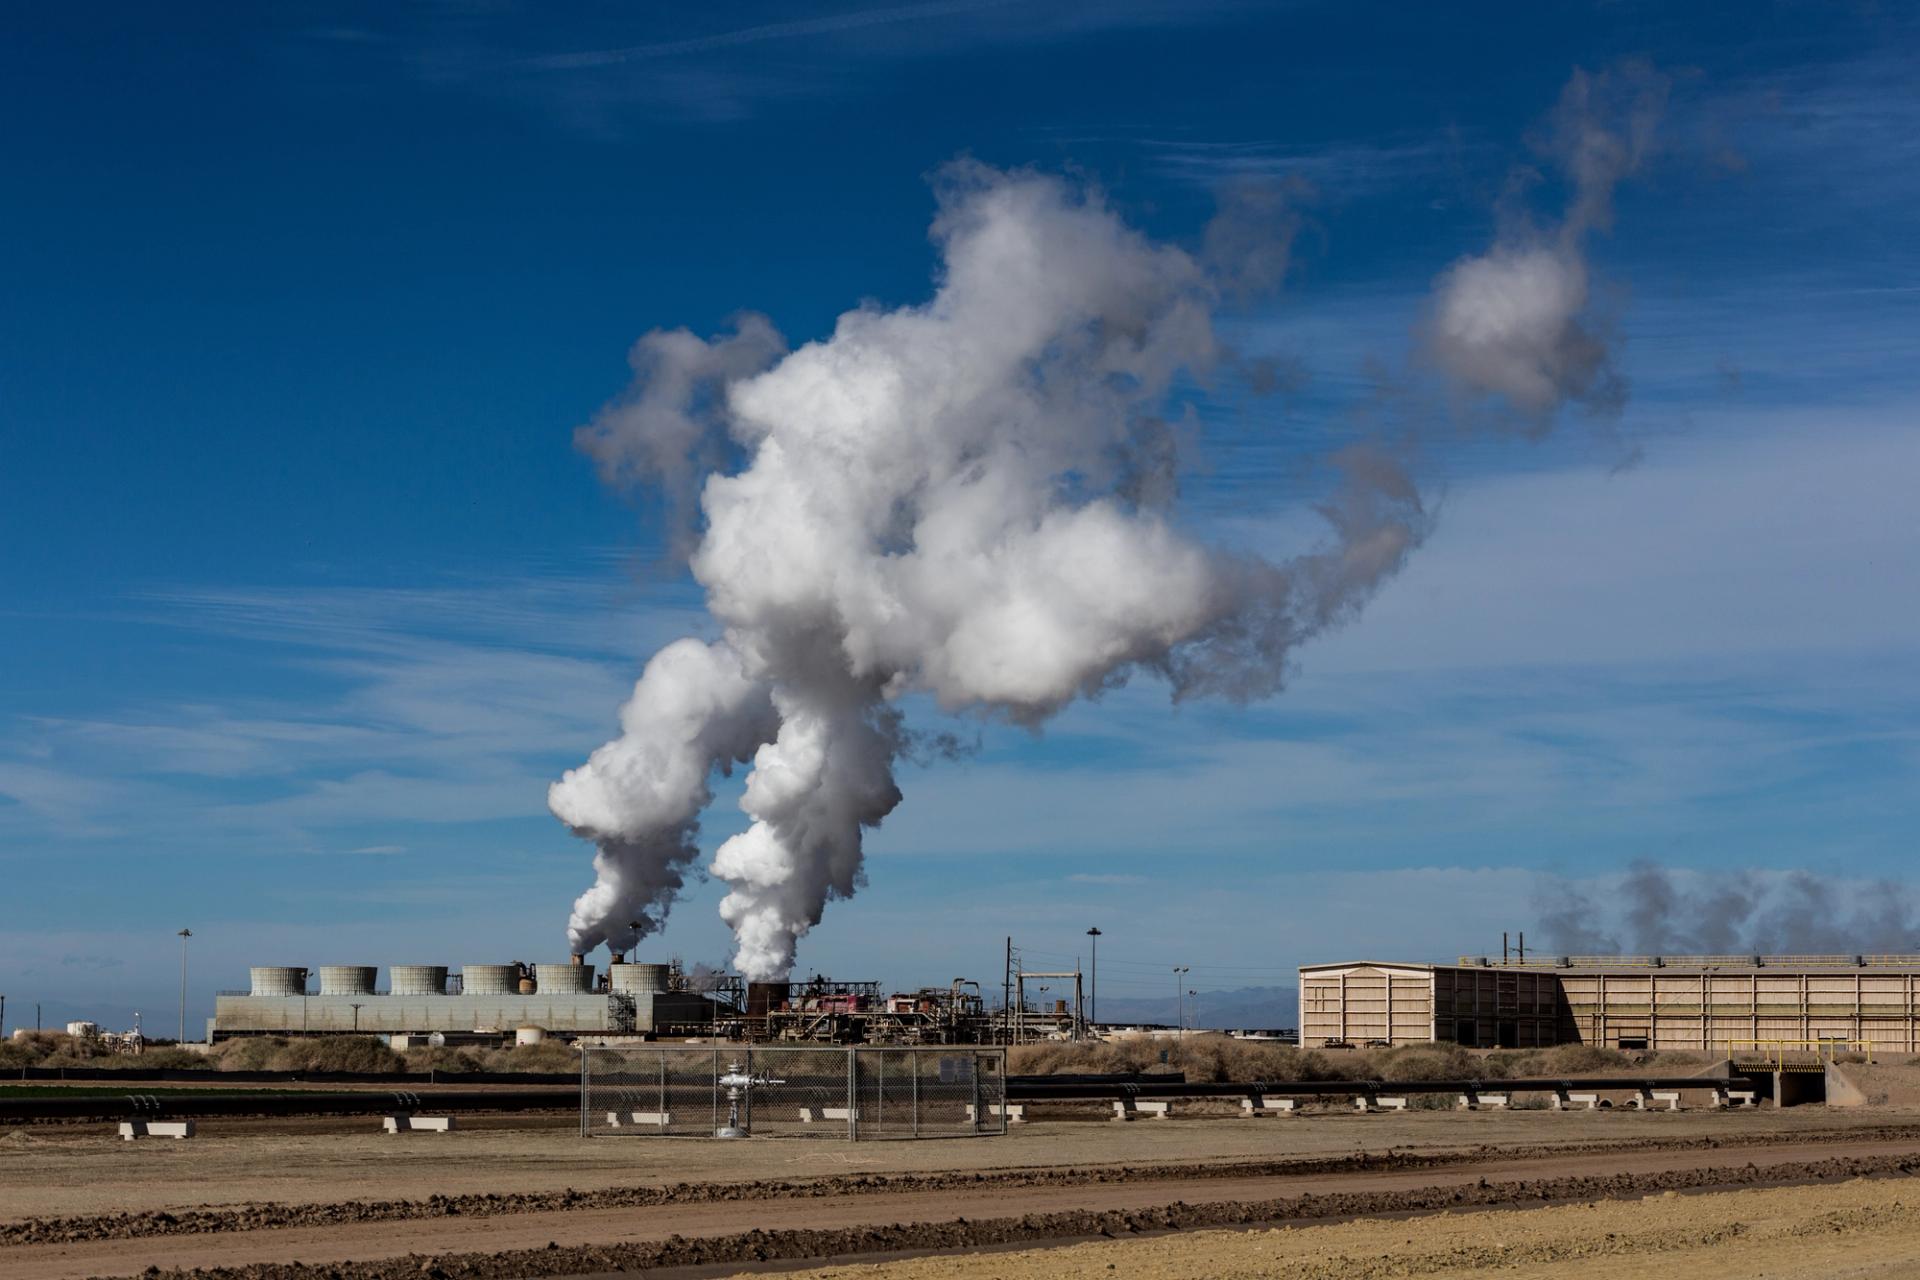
[554, 64, 1666, 979]
[1425, 62, 1667, 424]
[1535, 861, 1919, 955]
[550, 163, 1427, 978]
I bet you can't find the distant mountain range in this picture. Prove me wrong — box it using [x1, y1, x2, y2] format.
[1090, 985, 1297, 1031]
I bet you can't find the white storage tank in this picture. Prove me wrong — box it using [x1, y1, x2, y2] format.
[317, 966, 377, 996]
[389, 965, 448, 995]
[461, 964, 517, 995]
[535, 962, 594, 994]
[249, 966, 308, 997]
[610, 963, 670, 995]
[515, 1026, 547, 1046]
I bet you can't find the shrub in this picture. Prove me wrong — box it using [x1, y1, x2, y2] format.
[475, 1042, 580, 1073]
[402, 1046, 487, 1073]
[209, 1037, 286, 1071]
[1375, 1046, 1478, 1082]
[80, 1047, 213, 1070]
[1534, 1044, 1631, 1074]
[267, 1036, 405, 1073]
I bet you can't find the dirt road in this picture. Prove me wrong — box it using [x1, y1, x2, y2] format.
[736, 1177, 1920, 1280]
[9, 1130, 1920, 1280]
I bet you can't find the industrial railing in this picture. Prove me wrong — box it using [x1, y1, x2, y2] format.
[1723, 1038, 1875, 1070]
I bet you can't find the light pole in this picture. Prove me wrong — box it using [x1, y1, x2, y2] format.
[1086, 928, 1101, 1030]
[1172, 967, 1188, 1039]
[1189, 989, 1199, 1033]
[176, 929, 192, 1044]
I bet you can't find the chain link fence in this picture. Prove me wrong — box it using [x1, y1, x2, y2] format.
[581, 1045, 1007, 1139]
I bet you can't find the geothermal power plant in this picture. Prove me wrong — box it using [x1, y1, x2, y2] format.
[206, 947, 1920, 1055]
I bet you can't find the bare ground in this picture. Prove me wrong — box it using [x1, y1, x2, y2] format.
[7, 1104, 1920, 1279]
[737, 1176, 1920, 1280]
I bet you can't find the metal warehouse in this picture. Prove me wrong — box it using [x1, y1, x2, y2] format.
[1300, 954, 1920, 1052]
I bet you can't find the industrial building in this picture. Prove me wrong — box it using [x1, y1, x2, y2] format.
[211, 962, 997, 1045]
[1300, 954, 1920, 1053]
[212, 960, 721, 1042]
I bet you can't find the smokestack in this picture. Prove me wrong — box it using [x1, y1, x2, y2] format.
[571, 953, 584, 967]
[1518, 931, 1525, 962]
[1503, 931, 1509, 963]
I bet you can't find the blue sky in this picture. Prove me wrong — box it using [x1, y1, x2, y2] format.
[2, 1, 1917, 1031]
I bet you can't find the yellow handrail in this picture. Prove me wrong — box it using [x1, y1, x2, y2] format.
[1722, 1038, 1874, 1070]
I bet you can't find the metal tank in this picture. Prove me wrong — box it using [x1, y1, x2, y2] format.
[535, 962, 594, 994]
[460, 964, 517, 995]
[389, 965, 448, 995]
[611, 963, 670, 995]
[249, 966, 308, 997]
[317, 965, 377, 996]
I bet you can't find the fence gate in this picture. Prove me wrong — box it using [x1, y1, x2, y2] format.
[581, 1045, 1007, 1139]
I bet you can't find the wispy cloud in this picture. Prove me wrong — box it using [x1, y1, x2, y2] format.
[523, 0, 1019, 71]
[1149, 135, 1486, 203]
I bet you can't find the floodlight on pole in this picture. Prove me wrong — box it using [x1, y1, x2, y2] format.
[1086, 928, 1101, 1028]
[177, 929, 192, 1044]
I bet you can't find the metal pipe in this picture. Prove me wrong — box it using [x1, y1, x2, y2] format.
[0, 1088, 578, 1123]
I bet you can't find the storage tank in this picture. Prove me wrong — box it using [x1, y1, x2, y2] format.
[515, 1026, 546, 1046]
[389, 965, 448, 995]
[317, 965, 377, 996]
[536, 962, 594, 994]
[461, 964, 517, 995]
[249, 966, 308, 997]
[611, 963, 670, 995]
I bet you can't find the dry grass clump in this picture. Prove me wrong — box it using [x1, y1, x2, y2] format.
[0, 1032, 215, 1070]
[1008, 1038, 1175, 1077]
[1011, 1035, 1358, 1083]
[1373, 1044, 1482, 1081]
[207, 1036, 403, 1073]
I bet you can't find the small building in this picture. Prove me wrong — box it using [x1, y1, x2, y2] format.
[1300, 954, 1920, 1052]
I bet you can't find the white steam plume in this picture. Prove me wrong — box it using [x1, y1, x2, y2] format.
[1426, 61, 1667, 425]
[552, 163, 1427, 977]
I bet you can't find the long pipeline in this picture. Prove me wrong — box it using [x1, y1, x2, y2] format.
[0, 1088, 574, 1122]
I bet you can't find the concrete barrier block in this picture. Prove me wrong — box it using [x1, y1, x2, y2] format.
[1458, 1093, 1511, 1110]
[1134, 1100, 1172, 1119]
[1241, 1097, 1296, 1115]
[965, 1104, 1024, 1123]
[384, 1115, 455, 1133]
[607, 1111, 672, 1127]
[798, 1107, 858, 1123]
[120, 1120, 193, 1140]
[1553, 1092, 1600, 1111]
[1356, 1097, 1407, 1112]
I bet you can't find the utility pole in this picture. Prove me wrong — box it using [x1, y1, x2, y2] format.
[1002, 937, 1012, 1046]
[1172, 967, 1188, 1039]
[177, 929, 192, 1044]
[1086, 927, 1101, 1030]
